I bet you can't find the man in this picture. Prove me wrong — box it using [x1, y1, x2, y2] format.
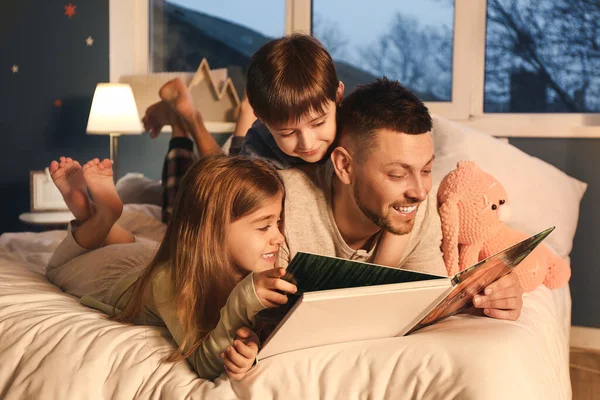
[278, 78, 524, 321]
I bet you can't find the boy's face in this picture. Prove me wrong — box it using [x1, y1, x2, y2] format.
[264, 100, 337, 163]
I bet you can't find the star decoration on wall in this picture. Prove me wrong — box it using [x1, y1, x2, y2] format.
[54, 99, 62, 107]
[64, 3, 77, 19]
[11, 65, 19, 74]
[86, 36, 94, 46]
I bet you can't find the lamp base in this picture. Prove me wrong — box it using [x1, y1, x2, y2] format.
[109, 133, 120, 180]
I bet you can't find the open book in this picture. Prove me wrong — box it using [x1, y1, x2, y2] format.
[256, 226, 555, 360]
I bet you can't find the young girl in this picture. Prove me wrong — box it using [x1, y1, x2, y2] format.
[46, 154, 297, 381]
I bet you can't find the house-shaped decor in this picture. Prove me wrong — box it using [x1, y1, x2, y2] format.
[187, 58, 240, 123]
[119, 58, 240, 130]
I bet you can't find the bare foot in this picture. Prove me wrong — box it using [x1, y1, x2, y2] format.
[159, 78, 196, 122]
[49, 157, 91, 221]
[142, 100, 188, 139]
[82, 158, 123, 223]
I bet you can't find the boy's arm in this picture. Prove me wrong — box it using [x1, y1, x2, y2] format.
[401, 195, 448, 276]
[240, 122, 299, 169]
[232, 95, 256, 139]
[372, 231, 410, 267]
[152, 271, 266, 380]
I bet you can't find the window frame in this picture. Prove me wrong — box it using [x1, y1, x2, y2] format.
[110, 0, 600, 138]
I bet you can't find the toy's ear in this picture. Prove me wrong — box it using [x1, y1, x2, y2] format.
[439, 195, 460, 277]
[457, 160, 477, 170]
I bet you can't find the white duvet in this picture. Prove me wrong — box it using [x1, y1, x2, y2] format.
[0, 206, 572, 399]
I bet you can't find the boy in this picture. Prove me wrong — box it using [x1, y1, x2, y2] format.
[144, 34, 344, 219]
[241, 33, 344, 168]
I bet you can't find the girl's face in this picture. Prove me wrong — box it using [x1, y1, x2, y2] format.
[227, 194, 285, 274]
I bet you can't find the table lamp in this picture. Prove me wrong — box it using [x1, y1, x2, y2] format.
[86, 83, 142, 179]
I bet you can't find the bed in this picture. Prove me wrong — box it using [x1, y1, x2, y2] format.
[0, 116, 587, 399]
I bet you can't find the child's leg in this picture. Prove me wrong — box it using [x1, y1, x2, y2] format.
[146, 79, 226, 222]
[161, 137, 196, 223]
[50, 157, 134, 247]
[233, 94, 256, 139]
[47, 229, 154, 302]
[152, 80, 200, 223]
[72, 158, 133, 249]
[103, 224, 135, 246]
[229, 94, 256, 156]
[159, 78, 221, 156]
[46, 158, 153, 301]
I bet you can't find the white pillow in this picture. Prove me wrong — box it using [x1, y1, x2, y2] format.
[431, 115, 587, 260]
[116, 173, 163, 206]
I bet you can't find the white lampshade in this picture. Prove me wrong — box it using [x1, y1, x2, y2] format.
[86, 83, 142, 135]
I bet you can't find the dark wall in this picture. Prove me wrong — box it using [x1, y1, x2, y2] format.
[0, 0, 110, 233]
[510, 138, 600, 328]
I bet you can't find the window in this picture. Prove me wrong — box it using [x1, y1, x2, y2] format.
[311, 0, 455, 102]
[112, 0, 600, 137]
[484, 0, 600, 113]
[150, 0, 285, 93]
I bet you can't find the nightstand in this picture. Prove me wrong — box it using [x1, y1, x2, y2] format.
[19, 211, 74, 229]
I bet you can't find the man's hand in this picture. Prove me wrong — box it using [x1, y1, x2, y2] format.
[473, 272, 524, 320]
[222, 327, 259, 381]
[253, 267, 297, 308]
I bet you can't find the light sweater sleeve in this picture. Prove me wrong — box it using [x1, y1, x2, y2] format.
[152, 271, 266, 380]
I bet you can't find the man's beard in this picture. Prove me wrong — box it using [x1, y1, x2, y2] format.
[354, 187, 415, 236]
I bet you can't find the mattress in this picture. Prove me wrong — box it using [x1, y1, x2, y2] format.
[0, 206, 572, 399]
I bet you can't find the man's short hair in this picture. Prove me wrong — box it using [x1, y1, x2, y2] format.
[246, 34, 339, 125]
[337, 77, 432, 159]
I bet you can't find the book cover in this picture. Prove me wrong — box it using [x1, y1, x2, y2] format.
[255, 226, 555, 357]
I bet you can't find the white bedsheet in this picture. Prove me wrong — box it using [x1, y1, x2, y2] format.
[0, 207, 572, 399]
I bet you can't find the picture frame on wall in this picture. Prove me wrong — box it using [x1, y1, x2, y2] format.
[29, 170, 69, 212]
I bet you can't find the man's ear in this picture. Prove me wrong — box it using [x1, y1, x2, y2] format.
[330, 146, 353, 185]
[336, 81, 345, 104]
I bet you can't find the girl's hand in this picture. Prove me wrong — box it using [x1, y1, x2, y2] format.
[473, 272, 524, 320]
[222, 327, 259, 381]
[253, 267, 297, 308]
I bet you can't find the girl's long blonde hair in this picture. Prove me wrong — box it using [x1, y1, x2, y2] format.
[114, 154, 285, 362]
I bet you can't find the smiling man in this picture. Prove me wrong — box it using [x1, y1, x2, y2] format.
[278, 77, 445, 275]
[278, 77, 524, 321]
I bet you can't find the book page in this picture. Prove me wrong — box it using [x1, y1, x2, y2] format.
[408, 226, 555, 333]
[284, 252, 445, 294]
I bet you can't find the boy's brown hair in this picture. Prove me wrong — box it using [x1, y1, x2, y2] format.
[246, 34, 339, 125]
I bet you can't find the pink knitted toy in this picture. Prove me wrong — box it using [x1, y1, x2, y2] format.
[437, 161, 571, 291]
